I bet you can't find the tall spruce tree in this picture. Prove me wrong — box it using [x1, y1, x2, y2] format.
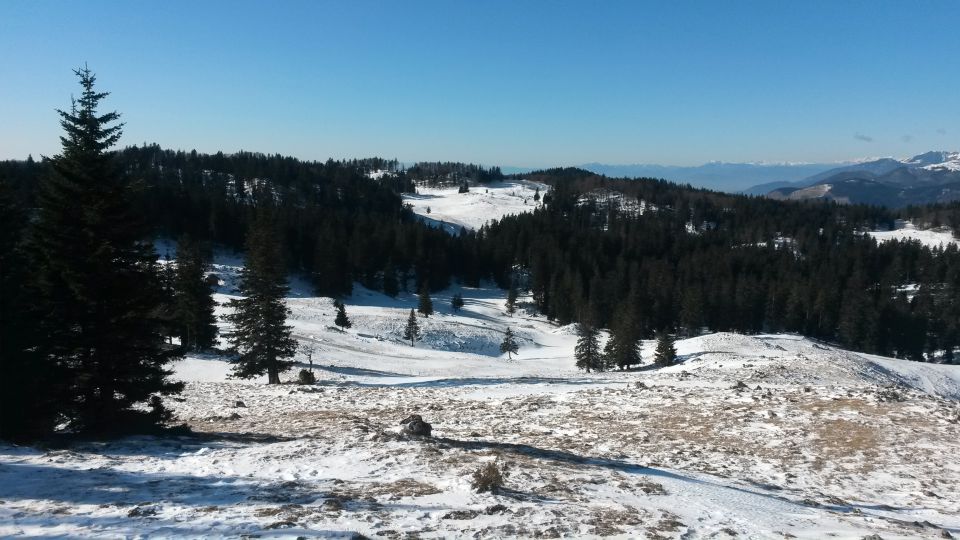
[29, 66, 182, 434]
[417, 283, 434, 316]
[654, 331, 677, 367]
[603, 314, 641, 370]
[500, 327, 519, 359]
[224, 213, 296, 384]
[575, 323, 603, 372]
[173, 236, 218, 351]
[451, 292, 465, 311]
[334, 301, 352, 331]
[403, 308, 421, 346]
[506, 282, 518, 315]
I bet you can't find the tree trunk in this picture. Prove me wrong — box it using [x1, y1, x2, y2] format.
[267, 365, 280, 384]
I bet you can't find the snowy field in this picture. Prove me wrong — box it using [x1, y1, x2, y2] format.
[2, 249, 960, 539]
[402, 179, 548, 233]
[869, 221, 959, 250]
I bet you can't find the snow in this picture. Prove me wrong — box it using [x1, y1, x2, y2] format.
[868, 220, 959, 249]
[402, 180, 548, 232]
[5, 225, 960, 538]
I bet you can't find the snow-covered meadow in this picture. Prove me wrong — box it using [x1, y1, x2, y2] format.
[402, 179, 547, 233]
[3, 188, 960, 539]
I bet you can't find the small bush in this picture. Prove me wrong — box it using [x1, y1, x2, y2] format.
[298, 369, 316, 384]
[470, 461, 508, 493]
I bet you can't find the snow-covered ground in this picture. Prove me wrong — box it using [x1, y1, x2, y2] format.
[4, 219, 960, 538]
[402, 180, 547, 233]
[3, 248, 960, 538]
[869, 220, 958, 249]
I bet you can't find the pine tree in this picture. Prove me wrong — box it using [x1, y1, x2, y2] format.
[604, 315, 641, 370]
[506, 282, 518, 315]
[334, 301, 352, 331]
[500, 327, 519, 359]
[1, 178, 59, 441]
[451, 292, 465, 311]
[533, 187, 541, 202]
[654, 331, 677, 367]
[417, 283, 434, 316]
[575, 323, 603, 372]
[172, 236, 218, 351]
[29, 66, 182, 434]
[403, 309, 421, 346]
[382, 262, 399, 298]
[224, 213, 297, 384]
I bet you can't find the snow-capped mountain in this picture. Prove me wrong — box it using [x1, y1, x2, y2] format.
[760, 151, 960, 207]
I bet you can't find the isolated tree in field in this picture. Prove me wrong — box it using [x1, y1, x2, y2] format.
[28, 66, 182, 434]
[334, 300, 352, 331]
[506, 282, 518, 315]
[403, 308, 421, 346]
[604, 313, 641, 370]
[533, 187, 541, 202]
[575, 323, 603, 372]
[418, 283, 434, 316]
[224, 213, 296, 384]
[451, 292, 465, 311]
[173, 236, 218, 351]
[500, 327, 519, 359]
[654, 330, 677, 367]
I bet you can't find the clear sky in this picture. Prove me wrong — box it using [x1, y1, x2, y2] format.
[1, 0, 958, 167]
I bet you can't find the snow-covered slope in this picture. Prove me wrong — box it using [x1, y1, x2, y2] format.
[868, 220, 958, 249]
[3, 245, 960, 539]
[402, 180, 547, 233]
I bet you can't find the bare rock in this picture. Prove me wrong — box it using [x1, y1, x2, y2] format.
[400, 414, 432, 437]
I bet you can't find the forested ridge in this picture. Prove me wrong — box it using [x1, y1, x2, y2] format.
[3, 151, 959, 363]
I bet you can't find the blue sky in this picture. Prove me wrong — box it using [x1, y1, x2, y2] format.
[1, 0, 958, 167]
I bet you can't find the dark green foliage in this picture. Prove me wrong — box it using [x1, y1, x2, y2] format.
[403, 309, 421, 346]
[603, 310, 641, 370]
[334, 301, 352, 330]
[500, 327, 519, 359]
[654, 331, 678, 367]
[506, 282, 518, 315]
[417, 284, 434, 316]
[172, 236, 218, 351]
[451, 292, 465, 311]
[27, 67, 182, 435]
[5, 141, 960, 361]
[0, 177, 60, 441]
[382, 263, 400, 298]
[223, 213, 297, 384]
[298, 369, 316, 385]
[575, 324, 603, 372]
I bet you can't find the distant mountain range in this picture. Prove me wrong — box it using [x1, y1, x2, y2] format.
[762, 151, 960, 207]
[579, 162, 842, 193]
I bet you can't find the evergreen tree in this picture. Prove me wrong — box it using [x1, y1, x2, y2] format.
[451, 292, 465, 311]
[29, 66, 182, 434]
[382, 262, 399, 298]
[533, 187, 541, 202]
[403, 308, 421, 346]
[603, 314, 641, 370]
[334, 301, 352, 331]
[575, 323, 603, 372]
[223, 213, 296, 384]
[172, 236, 218, 351]
[417, 283, 434, 316]
[500, 327, 519, 359]
[0, 178, 59, 441]
[654, 331, 678, 367]
[506, 282, 518, 315]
